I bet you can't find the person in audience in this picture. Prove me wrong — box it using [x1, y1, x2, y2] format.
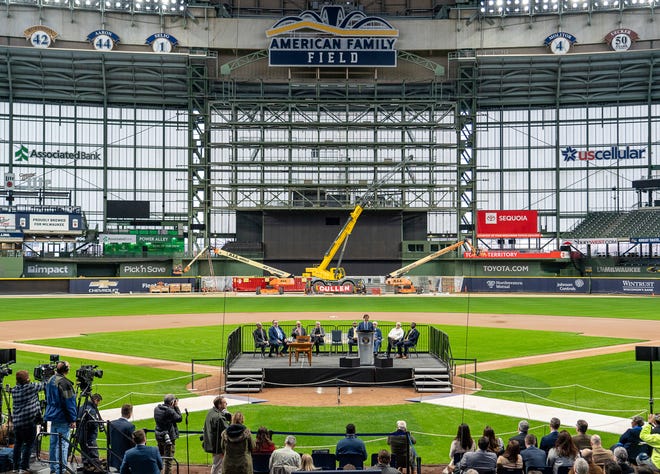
[613, 416, 644, 450]
[639, 414, 660, 470]
[202, 395, 232, 474]
[254, 426, 276, 454]
[373, 321, 383, 355]
[547, 430, 579, 474]
[388, 420, 417, 473]
[483, 426, 505, 455]
[220, 412, 254, 474]
[300, 454, 317, 471]
[521, 434, 547, 469]
[591, 434, 615, 464]
[343, 464, 357, 470]
[568, 457, 590, 474]
[347, 321, 359, 354]
[269, 435, 301, 473]
[253, 323, 270, 357]
[386, 322, 404, 358]
[635, 465, 656, 474]
[581, 449, 607, 474]
[540, 418, 561, 453]
[310, 322, 325, 355]
[395, 322, 420, 359]
[497, 439, 523, 470]
[336, 423, 367, 463]
[458, 436, 497, 473]
[603, 461, 622, 474]
[509, 420, 530, 450]
[573, 420, 591, 450]
[120, 429, 162, 474]
[448, 423, 476, 473]
[612, 447, 634, 474]
[372, 449, 400, 474]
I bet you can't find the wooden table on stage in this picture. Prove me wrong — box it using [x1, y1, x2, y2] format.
[288, 341, 313, 366]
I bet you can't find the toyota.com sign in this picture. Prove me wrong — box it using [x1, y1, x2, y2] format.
[477, 210, 540, 238]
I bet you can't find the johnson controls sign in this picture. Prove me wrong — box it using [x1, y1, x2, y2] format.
[476, 210, 540, 238]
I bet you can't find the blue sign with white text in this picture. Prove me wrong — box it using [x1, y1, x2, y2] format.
[267, 6, 398, 68]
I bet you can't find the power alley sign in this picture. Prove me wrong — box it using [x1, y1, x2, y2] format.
[267, 5, 398, 67]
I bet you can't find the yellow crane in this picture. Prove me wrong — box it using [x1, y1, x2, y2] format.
[303, 157, 412, 293]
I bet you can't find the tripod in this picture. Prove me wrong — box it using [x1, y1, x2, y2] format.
[68, 386, 105, 473]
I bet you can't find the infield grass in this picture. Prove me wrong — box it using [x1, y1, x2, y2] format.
[2, 295, 658, 320]
[23, 323, 638, 365]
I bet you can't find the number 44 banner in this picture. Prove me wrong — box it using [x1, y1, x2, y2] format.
[87, 30, 121, 51]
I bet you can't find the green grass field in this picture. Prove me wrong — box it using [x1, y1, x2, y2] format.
[4, 295, 655, 466]
[2, 295, 659, 320]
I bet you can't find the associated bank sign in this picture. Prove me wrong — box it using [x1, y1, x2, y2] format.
[15, 144, 101, 162]
[267, 5, 398, 67]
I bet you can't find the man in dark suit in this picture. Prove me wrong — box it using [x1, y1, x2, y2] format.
[373, 322, 383, 355]
[509, 420, 530, 450]
[521, 434, 547, 469]
[540, 417, 561, 453]
[347, 321, 359, 354]
[120, 429, 162, 474]
[459, 436, 497, 473]
[357, 314, 374, 332]
[108, 404, 136, 470]
[253, 322, 269, 357]
[396, 322, 420, 359]
[268, 320, 288, 357]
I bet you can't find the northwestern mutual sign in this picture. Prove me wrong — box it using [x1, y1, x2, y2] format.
[267, 6, 398, 67]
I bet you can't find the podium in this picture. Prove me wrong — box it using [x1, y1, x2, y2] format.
[357, 330, 374, 366]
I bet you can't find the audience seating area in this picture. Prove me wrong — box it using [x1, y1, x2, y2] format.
[565, 209, 660, 239]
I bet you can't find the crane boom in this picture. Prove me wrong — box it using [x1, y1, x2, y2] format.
[184, 246, 293, 278]
[386, 239, 476, 279]
[303, 157, 413, 281]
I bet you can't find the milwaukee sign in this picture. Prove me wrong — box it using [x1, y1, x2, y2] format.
[476, 210, 540, 238]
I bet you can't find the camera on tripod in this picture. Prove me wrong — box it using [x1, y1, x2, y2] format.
[33, 354, 60, 381]
[0, 348, 16, 379]
[76, 364, 103, 394]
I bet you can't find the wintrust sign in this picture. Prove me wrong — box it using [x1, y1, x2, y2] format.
[477, 210, 540, 238]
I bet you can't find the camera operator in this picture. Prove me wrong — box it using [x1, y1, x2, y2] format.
[44, 360, 77, 474]
[77, 392, 103, 470]
[153, 393, 182, 474]
[9, 370, 45, 473]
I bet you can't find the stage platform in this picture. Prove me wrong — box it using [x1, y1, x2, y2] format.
[226, 351, 452, 392]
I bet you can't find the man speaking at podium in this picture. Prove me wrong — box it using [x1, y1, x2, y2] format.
[357, 314, 374, 332]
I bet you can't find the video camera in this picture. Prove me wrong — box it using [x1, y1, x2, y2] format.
[76, 364, 103, 394]
[33, 354, 60, 381]
[0, 348, 16, 380]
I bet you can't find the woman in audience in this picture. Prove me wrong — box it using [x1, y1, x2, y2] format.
[484, 426, 505, 455]
[300, 453, 318, 471]
[547, 430, 579, 474]
[447, 423, 477, 473]
[497, 439, 523, 471]
[220, 411, 254, 474]
[253, 426, 276, 454]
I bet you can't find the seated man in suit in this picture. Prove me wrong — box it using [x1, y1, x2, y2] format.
[268, 320, 288, 357]
[291, 321, 307, 339]
[310, 321, 325, 355]
[395, 322, 420, 359]
[347, 321, 358, 354]
[120, 429, 163, 474]
[253, 322, 270, 357]
[459, 436, 497, 474]
[373, 322, 383, 355]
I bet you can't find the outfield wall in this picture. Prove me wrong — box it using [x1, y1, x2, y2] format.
[0, 276, 658, 295]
